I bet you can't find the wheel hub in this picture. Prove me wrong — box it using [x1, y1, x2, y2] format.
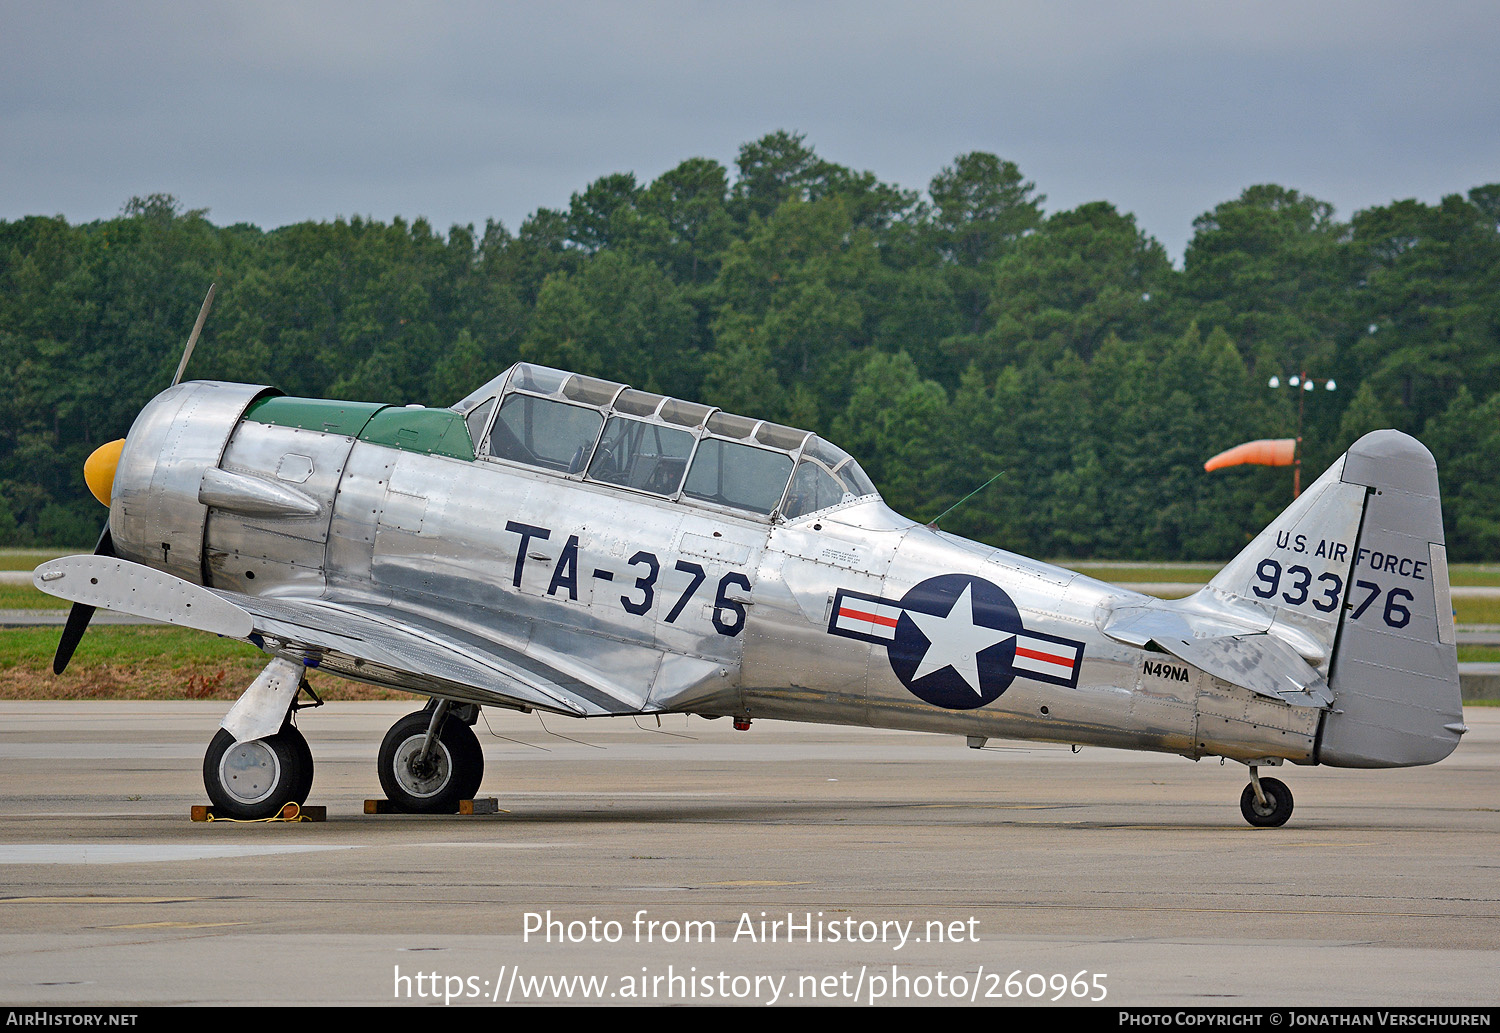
[217, 739, 281, 806]
[392, 736, 452, 798]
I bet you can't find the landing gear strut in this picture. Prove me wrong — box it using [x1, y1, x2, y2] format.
[1239, 766, 1294, 827]
[377, 701, 484, 813]
[203, 720, 313, 819]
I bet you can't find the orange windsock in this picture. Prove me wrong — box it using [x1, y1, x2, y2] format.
[1203, 438, 1296, 472]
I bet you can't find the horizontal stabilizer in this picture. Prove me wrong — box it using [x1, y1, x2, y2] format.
[1101, 603, 1331, 707]
[1150, 632, 1332, 708]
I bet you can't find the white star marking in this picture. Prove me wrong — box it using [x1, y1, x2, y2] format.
[904, 584, 1015, 696]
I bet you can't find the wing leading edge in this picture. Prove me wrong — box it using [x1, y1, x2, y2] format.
[33, 554, 646, 717]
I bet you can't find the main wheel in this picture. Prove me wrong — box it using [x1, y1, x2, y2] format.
[286, 722, 315, 805]
[1240, 776, 1294, 827]
[455, 723, 485, 802]
[377, 710, 484, 814]
[204, 724, 311, 819]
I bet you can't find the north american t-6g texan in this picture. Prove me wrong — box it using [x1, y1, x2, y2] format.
[35, 298, 1464, 827]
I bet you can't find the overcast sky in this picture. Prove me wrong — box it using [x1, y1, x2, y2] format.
[3, 1, 1496, 261]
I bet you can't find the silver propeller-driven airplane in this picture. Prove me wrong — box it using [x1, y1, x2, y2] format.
[34, 309, 1465, 826]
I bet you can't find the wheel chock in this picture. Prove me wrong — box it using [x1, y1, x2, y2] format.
[191, 802, 326, 822]
[364, 798, 503, 815]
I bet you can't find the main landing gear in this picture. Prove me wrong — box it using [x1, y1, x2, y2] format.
[203, 659, 320, 819]
[203, 718, 313, 819]
[377, 700, 484, 813]
[202, 665, 484, 817]
[1239, 765, 1294, 828]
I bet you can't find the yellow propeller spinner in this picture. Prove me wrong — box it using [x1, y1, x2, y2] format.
[83, 439, 125, 507]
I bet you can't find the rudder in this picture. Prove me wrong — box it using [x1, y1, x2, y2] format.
[1318, 430, 1463, 767]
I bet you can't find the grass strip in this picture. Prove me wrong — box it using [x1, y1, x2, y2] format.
[0, 626, 408, 701]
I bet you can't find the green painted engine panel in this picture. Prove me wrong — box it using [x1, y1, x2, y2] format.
[244, 396, 475, 461]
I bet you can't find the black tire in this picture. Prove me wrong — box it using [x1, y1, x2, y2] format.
[1240, 776, 1294, 828]
[203, 726, 311, 819]
[453, 720, 484, 801]
[377, 710, 484, 813]
[284, 721, 315, 806]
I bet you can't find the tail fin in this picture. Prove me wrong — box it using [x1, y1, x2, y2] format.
[1201, 430, 1462, 767]
[1319, 431, 1463, 766]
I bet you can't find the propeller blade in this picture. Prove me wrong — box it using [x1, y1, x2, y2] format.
[53, 602, 96, 676]
[63, 285, 213, 672]
[171, 283, 216, 388]
[51, 525, 115, 675]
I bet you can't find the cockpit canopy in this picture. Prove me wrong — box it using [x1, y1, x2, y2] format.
[453, 363, 878, 521]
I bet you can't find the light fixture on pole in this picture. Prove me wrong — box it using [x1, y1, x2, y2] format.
[1268, 371, 1336, 498]
[1204, 372, 1335, 499]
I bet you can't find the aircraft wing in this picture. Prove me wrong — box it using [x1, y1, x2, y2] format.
[34, 554, 647, 717]
[213, 591, 644, 717]
[1102, 603, 1333, 708]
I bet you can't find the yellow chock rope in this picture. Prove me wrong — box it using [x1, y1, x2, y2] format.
[205, 801, 311, 823]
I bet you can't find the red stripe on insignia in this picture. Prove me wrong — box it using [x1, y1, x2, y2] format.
[840, 607, 899, 628]
[1016, 646, 1074, 668]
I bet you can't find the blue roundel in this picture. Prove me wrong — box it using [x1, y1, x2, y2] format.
[886, 574, 1024, 710]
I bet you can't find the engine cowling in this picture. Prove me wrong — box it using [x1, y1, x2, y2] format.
[109, 381, 275, 584]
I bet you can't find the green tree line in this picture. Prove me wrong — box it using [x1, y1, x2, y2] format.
[2, 133, 1497, 559]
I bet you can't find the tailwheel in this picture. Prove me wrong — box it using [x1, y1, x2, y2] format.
[204, 721, 313, 820]
[1239, 772, 1294, 828]
[377, 705, 483, 814]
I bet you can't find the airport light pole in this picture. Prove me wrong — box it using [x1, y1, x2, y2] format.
[1267, 372, 1336, 498]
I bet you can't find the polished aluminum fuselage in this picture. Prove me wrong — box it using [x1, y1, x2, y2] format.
[110, 381, 1320, 766]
